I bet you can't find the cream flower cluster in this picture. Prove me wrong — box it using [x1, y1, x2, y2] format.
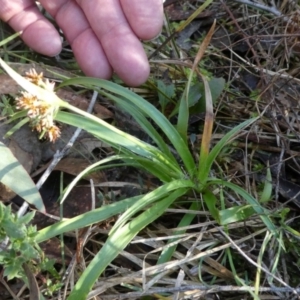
[15, 69, 60, 142]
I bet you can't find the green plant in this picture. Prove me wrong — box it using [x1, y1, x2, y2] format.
[0, 203, 39, 280]
[0, 27, 279, 299]
[0, 202, 59, 294]
[0, 141, 44, 211]
[0, 95, 15, 116]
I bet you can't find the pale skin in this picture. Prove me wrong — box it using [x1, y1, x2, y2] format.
[0, 0, 164, 86]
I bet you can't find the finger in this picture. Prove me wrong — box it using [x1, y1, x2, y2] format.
[76, 0, 150, 86]
[0, 0, 62, 56]
[120, 0, 164, 40]
[40, 0, 112, 79]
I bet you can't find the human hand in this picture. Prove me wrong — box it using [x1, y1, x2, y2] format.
[1, 0, 164, 86]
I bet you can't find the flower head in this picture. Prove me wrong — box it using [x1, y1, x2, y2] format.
[46, 125, 61, 142]
[25, 69, 44, 86]
[43, 78, 56, 92]
[15, 69, 61, 143]
[16, 92, 39, 111]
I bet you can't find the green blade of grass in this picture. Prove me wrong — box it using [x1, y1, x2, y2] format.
[255, 231, 273, 295]
[219, 205, 256, 224]
[259, 164, 272, 203]
[4, 117, 29, 138]
[111, 179, 195, 235]
[67, 188, 188, 300]
[100, 91, 179, 166]
[0, 32, 21, 47]
[58, 77, 196, 177]
[177, 19, 216, 145]
[0, 142, 44, 212]
[59, 153, 178, 206]
[198, 117, 259, 185]
[207, 179, 277, 236]
[4, 111, 28, 124]
[197, 76, 214, 185]
[124, 158, 175, 182]
[202, 189, 221, 223]
[157, 201, 200, 265]
[177, 86, 190, 144]
[35, 195, 142, 243]
[56, 110, 182, 178]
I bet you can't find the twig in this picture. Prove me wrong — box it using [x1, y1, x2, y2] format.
[221, 0, 264, 73]
[234, 0, 282, 17]
[233, 0, 298, 26]
[226, 47, 300, 83]
[88, 281, 300, 299]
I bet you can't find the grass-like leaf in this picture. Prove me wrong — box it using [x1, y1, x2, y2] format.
[35, 195, 142, 243]
[98, 91, 178, 166]
[198, 117, 258, 184]
[219, 205, 255, 224]
[157, 201, 200, 265]
[58, 77, 196, 177]
[0, 142, 44, 212]
[202, 189, 220, 223]
[67, 188, 188, 300]
[260, 165, 272, 203]
[0, 31, 21, 47]
[4, 117, 29, 139]
[208, 179, 277, 236]
[56, 110, 182, 178]
[111, 180, 195, 234]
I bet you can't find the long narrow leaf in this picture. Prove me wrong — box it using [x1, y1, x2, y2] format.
[177, 86, 190, 144]
[101, 92, 178, 166]
[157, 201, 199, 265]
[111, 180, 195, 234]
[260, 164, 272, 203]
[4, 117, 29, 138]
[199, 117, 258, 184]
[197, 76, 214, 184]
[58, 78, 196, 177]
[126, 158, 176, 182]
[0, 142, 44, 212]
[174, 0, 214, 33]
[202, 189, 220, 223]
[207, 179, 277, 236]
[58, 153, 178, 209]
[0, 32, 21, 47]
[67, 188, 188, 300]
[219, 205, 255, 224]
[177, 20, 216, 144]
[35, 195, 141, 243]
[56, 111, 182, 177]
[59, 154, 136, 204]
